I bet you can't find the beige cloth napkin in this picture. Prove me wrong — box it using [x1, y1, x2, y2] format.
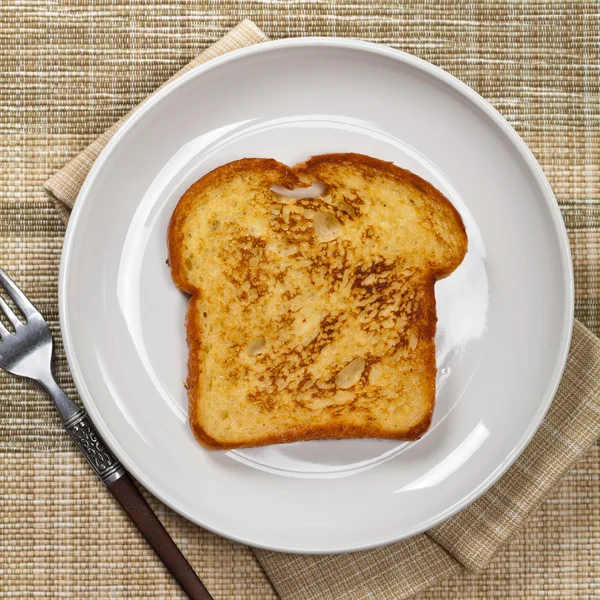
[44, 20, 600, 600]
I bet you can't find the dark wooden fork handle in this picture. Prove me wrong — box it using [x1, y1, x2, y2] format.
[108, 474, 213, 600]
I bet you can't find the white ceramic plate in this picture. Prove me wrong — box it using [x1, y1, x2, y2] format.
[60, 39, 573, 554]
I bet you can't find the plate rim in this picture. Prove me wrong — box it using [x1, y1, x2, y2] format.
[59, 37, 575, 553]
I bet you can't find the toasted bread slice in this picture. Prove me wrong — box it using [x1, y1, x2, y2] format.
[168, 153, 467, 449]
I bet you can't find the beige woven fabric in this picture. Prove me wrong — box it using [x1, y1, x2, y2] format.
[2, 2, 599, 598]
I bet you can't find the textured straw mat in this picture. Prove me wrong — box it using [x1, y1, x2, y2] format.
[2, 3, 599, 599]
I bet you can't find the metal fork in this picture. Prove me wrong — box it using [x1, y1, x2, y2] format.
[0, 267, 213, 600]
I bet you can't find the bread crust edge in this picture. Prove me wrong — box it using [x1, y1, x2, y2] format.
[168, 154, 466, 449]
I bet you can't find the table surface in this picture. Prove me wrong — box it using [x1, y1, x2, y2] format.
[1, 2, 598, 598]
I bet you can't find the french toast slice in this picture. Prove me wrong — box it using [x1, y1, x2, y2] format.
[168, 153, 467, 449]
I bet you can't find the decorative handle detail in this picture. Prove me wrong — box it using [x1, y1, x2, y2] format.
[66, 412, 125, 484]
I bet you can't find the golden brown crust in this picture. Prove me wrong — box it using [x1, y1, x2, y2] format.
[185, 295, 219, 448]
[168, 154, 467, 450]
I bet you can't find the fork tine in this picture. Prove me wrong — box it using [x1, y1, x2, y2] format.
[0, 317, 8, 338]
[0, 268, 39, 319]
[0, 294, 22, 329]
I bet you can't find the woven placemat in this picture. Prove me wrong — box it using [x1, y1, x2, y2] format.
[1, 2, 599, 598]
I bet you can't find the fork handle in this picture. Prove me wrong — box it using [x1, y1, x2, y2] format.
[108, 474, 214, 600]
[63, 412, 213, 600]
